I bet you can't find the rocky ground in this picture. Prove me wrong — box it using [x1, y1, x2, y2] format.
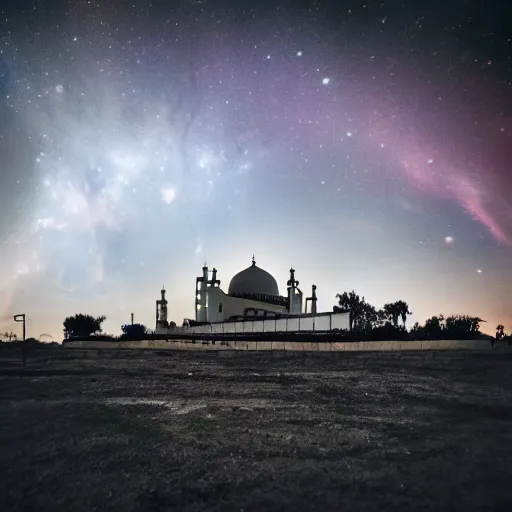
[0, 346, 511, 511]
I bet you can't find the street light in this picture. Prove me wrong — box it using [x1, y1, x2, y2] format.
[13, 314, 26, 367]
[13, 314, 26, 341]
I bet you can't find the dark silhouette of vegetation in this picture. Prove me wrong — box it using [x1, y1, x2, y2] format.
[333, 291, 492, 341]
[335, 292, 414, 337]
[1, 331, 17, 342]
[335, 291, 376, 332]
[120, 323, 148, 340]
[495, 325, 512, 346]
[383, 300, 412, 328]
[63, 314, 106, 339]
[409, 314, 485, 340]
[0, 334, 57, 347]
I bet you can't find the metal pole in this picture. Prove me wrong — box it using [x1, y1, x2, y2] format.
[131, 313, 134, 325]
[14, 314, 26, 367]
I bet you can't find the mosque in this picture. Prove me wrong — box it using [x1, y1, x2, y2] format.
[154, 257, 350, 335]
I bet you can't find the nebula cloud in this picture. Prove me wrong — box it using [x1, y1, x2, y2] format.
[1, 1, 511, 335]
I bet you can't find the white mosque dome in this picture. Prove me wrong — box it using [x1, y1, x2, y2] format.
[228, 258, 279, 297]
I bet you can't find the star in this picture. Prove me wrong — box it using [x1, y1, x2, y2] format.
[161, 188, 176, 204]
[0, 0, 510, 343]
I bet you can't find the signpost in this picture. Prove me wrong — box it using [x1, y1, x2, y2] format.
[14, 314, 26, 367]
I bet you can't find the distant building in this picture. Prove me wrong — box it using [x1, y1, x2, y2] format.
[155, 256, 350, 335]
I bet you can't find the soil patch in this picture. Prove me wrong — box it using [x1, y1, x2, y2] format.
[0, 348, 511, 511]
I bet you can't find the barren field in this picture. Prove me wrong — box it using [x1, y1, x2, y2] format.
[0, 347, 511, 511]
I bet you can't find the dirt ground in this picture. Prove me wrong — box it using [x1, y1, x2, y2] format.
[0, 347, 511, 511]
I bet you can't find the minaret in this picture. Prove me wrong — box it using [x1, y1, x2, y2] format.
[287, 267, 297, 313]
[195, 264, 208, 322]
[208, 267, 221, 288]
[287, 267, 303, 314]
[155, 286, 168, 330]
[305, 284, 318, 315]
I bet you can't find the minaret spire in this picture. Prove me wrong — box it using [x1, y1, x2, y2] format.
[287, 267, 298, 288]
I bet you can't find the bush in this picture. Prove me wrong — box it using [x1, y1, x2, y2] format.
[120, 323, 148, 340]
[63, 314, 106, 339]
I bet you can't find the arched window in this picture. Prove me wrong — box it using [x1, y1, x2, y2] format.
[218, 303, 223, 313]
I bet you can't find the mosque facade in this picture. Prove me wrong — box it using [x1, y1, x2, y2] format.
[154, 257, 350, 335]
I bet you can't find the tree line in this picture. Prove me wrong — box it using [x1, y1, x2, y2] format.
[333, 290, 491, 341]
[61, 314, 148, 341]
[54, 289, 511, 343]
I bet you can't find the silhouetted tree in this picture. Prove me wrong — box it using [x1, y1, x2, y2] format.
[357, 302, 379, 332]
[383, 302, 400, 327]
[63, 314, 106, 339]
[335, 291, 382, 332]
[444, 315, 483, 339]
[382, 301, 412, 328]
[424, 314, 445, 339]
[496, 325, 505, 341]
[1, 332, 17, 342]
[410, 314, 485, 340]
[396, 300, 413, 327]
[120, 323, 148, 340]
[336, 291, 366, 331]
[374, 309, 389, 327]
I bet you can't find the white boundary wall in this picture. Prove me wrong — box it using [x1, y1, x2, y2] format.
[65, 339, 493, 351]
[172, 311, 351, 335]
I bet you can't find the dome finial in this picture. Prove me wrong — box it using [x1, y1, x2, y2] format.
[252, 254, 256, 266]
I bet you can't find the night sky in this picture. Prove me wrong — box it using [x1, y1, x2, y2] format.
[1, 0, 511, 340]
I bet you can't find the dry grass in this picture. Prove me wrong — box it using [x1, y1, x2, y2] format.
[0, 347, 511, 511]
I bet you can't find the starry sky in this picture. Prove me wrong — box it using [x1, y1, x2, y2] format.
[1, 0, 511, 340]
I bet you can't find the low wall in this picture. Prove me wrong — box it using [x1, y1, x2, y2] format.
[164, 311, 351, 336]
[64, 339, 493, 352]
